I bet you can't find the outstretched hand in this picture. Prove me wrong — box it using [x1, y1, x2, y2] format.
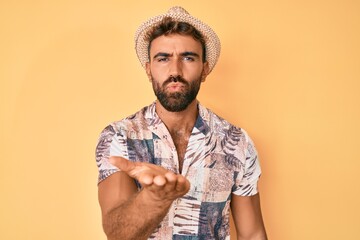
[109, 156, 190, 202]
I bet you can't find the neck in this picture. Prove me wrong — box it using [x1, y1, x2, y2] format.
[155, 99, 198, 133]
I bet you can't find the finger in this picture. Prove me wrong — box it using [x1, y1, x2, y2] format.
[144, 175, 168, 192]
[143, 175, 166, 190]
[153, 175, 166, 186]
[109, 156, 135, 172]
[175, 175, 190, 193]
[138, 172, 155, 186]
[163, 171, 177, 192]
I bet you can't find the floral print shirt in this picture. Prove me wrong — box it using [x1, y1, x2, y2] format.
[96, 102, 261, 239]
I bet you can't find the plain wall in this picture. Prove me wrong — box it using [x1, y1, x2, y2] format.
[1, 0, 359, 239]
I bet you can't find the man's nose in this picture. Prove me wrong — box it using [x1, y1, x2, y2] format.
[168, 58, 183, 77]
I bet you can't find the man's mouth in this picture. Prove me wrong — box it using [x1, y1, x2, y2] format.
[166, 83, 185, 92]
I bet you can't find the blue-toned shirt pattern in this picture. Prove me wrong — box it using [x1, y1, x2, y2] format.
[95, 102, 261, 240]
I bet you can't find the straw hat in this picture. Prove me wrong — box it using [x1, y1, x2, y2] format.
[134, 6, 221, 73]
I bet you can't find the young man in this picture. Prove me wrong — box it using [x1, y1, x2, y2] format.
[96, 6, 267, 240]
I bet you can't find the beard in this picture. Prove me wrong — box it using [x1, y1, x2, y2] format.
[151, 75, 202, 112]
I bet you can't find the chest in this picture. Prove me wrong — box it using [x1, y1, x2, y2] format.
[126, 133, 241, 201]
[170, 132, 190, 173]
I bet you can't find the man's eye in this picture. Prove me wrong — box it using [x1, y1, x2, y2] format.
[184, 57, 194, 61]
[157, 57, 168, 62]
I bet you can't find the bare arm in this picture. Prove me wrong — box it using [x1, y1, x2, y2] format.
[231, 193, 267, 240]
[98, 156, 190, 240]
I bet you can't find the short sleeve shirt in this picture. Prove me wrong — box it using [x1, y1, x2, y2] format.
[95, 102, 261, 240]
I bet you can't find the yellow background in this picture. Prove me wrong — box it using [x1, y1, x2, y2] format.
[1, 0, 359, 239]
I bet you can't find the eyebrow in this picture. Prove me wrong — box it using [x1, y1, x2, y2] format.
[153, 51, 200, 59]
[153, 52, 171, 59]
[181, 51, 200, 58]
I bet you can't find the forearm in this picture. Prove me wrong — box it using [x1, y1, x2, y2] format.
[237, 232, 267, 240]
[236, 220, 267, 240]
[101, 157, 190, 239]
[102, 190, 173, 240]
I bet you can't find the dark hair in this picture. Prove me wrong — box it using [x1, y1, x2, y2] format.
[145, 17, 206, 62]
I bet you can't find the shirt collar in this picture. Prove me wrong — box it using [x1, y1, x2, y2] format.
[145, 101, 210, 135]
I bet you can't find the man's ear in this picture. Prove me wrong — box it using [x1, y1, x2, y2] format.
[145, 62, 152, 82]
[201, 62, 210, 82]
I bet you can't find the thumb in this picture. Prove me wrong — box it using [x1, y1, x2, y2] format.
[109, 156, 134, 172]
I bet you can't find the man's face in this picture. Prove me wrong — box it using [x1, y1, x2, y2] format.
[146, 34, 209, 112]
